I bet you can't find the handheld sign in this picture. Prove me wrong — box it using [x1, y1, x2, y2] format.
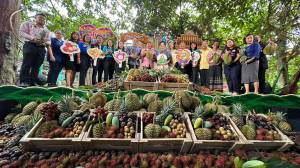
[60, 41, 80, 55]
[176, 49, 191, 68]
[87, 48, 103, 66]
[157, 54, 168, 65]
[114, 50, 127, 68]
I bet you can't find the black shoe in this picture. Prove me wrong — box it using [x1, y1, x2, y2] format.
[19, 83, 29, 87]
[35, 80, 45, 86]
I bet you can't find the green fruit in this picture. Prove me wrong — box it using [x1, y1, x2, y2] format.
[112, 116, 120, 128]
[11, 113, 24, 125]
[144, 124, 161, 138]
[193, 118, 203, 129]
[190, 96, 201, 111]
[194, 128, 212, 140]
[106, 113, 114, 127]
[162, 126, 171, 132]
[58, 112, 72, 125]
[58, 95, 79, 113]
[147, 100, 163, 113]
[62, 116, 75, 128]
[34, 120, 58, 137]
[14, 115, 32, 127]
[278, 121, 292, 133]
[263, 43, 277, 55]
[164, 114, 173, 126]
[174, 91, 192, 111]
[217, 105, 230, 113]
[92, 123, 105, 138]
[242, 160, 265, 168]
[89, 92, 107, 107]
[203, 103, 218, 116]
[4, 113, 17, 123]
[241, 124, 256, 140]
[80, 103, 96, 112]
[104, 99, 122, 111]
[125, 92, 141, 111]
[22, 101, 38, 115]
[143, 93, 159, 107]
[223, 53, 232, 65]
[33, 102, 47, 115]
[204, 121, 212, 128]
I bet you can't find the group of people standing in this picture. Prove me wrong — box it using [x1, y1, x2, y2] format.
[19, 13, 271, 95]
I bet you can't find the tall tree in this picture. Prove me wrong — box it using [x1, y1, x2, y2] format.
[0, 0, 21, 84]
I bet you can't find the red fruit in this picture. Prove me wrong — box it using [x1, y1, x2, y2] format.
[168, 132, 176, 138]
[256, 135, 264, 140]
[294, 157, 300, 164]
[265, 135, 273, 141]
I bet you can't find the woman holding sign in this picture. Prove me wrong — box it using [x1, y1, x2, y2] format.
[114, 41, 127, 73]
[155, 41, 171, 70]
[140, 41, 156, 69]
[78, 34, 92, 86]
[175, 41, 192, 78]
[102, 39, 115, 81]
[190, 42, 200, 84]
[208, 41, 223, 91]
[91, 35, 105, 85]
[65, 32, 81, 87]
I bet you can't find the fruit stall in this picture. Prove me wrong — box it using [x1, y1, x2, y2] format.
[0, 85, 300, 167]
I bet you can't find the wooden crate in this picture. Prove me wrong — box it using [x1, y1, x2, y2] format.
[184, 113, 246, 153]
[226, 113, 294, 151]
[139, 112, 193, 154]
[158, 81, 193, 91]
[82, 112, 139, 153]
[124, 79, 159, 91]
[20, 118, 85, 152]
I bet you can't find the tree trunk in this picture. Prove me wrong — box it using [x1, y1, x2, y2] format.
[0, 0, 21, 84]
[280, 67, 300, 95]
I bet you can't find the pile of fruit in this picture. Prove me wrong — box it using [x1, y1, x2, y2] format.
[191, 104, 237, 140]
[160, 74, 189, 83]
[231, 107, 284, 141]
[96, 78, 124, 91]
[142, 97, 188, 138]
[126, 69, 157, 82]
[89, 101, 137, 139]
[1, 149, 300, 168]
[32, 96, 90, 138]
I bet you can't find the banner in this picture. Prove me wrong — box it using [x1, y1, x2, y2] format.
[120, 32, 149, 44]
[79, 24, 114, 42]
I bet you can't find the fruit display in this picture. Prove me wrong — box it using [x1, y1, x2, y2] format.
[191, 104, 238, 140]
[126, 69, 157, 82]
[266, 111, 292, 133]
[160, 74, 189, 83]
[89, 101, 137, 139]
[24, 95, 90, 139]
[96, 78, 124, 91]
[142, 99, 187, 139]
[223, 53, 232, 65]
[238, 113, 283, 141]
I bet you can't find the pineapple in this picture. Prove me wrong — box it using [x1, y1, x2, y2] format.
[58, 95, 79, 114]
[194, 128, 212, 140]
[22, 101, 39, 115]
[14, 115, 32, 127]
[92, 123, 105, 138]
[231, 103, 245, 128]
[144, 123, 161, 138]
[278, 121, 292, 133]
[58, 112, 72, 125]
[241, 115, 256, 140]
[155, 99, 176, 125]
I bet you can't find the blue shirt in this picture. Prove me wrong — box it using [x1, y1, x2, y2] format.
[78, 42, 90, 55]
[102, 46, 114, 58]
[50, 38, 67, 63]
[245, 43, 261, 59]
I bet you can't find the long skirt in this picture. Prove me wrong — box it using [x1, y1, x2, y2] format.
[241, 60, 259, 84]
[209, 64, 223, 91]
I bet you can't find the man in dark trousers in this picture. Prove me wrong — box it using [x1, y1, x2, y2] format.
[255, 36, 268, 94]
[19, 13, 51, 87]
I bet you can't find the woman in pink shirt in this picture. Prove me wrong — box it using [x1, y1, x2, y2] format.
[140, 41, 156, 69]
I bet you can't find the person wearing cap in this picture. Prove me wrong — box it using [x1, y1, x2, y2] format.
[19, 13, 52, 87]
[47, 30, 67, 87]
